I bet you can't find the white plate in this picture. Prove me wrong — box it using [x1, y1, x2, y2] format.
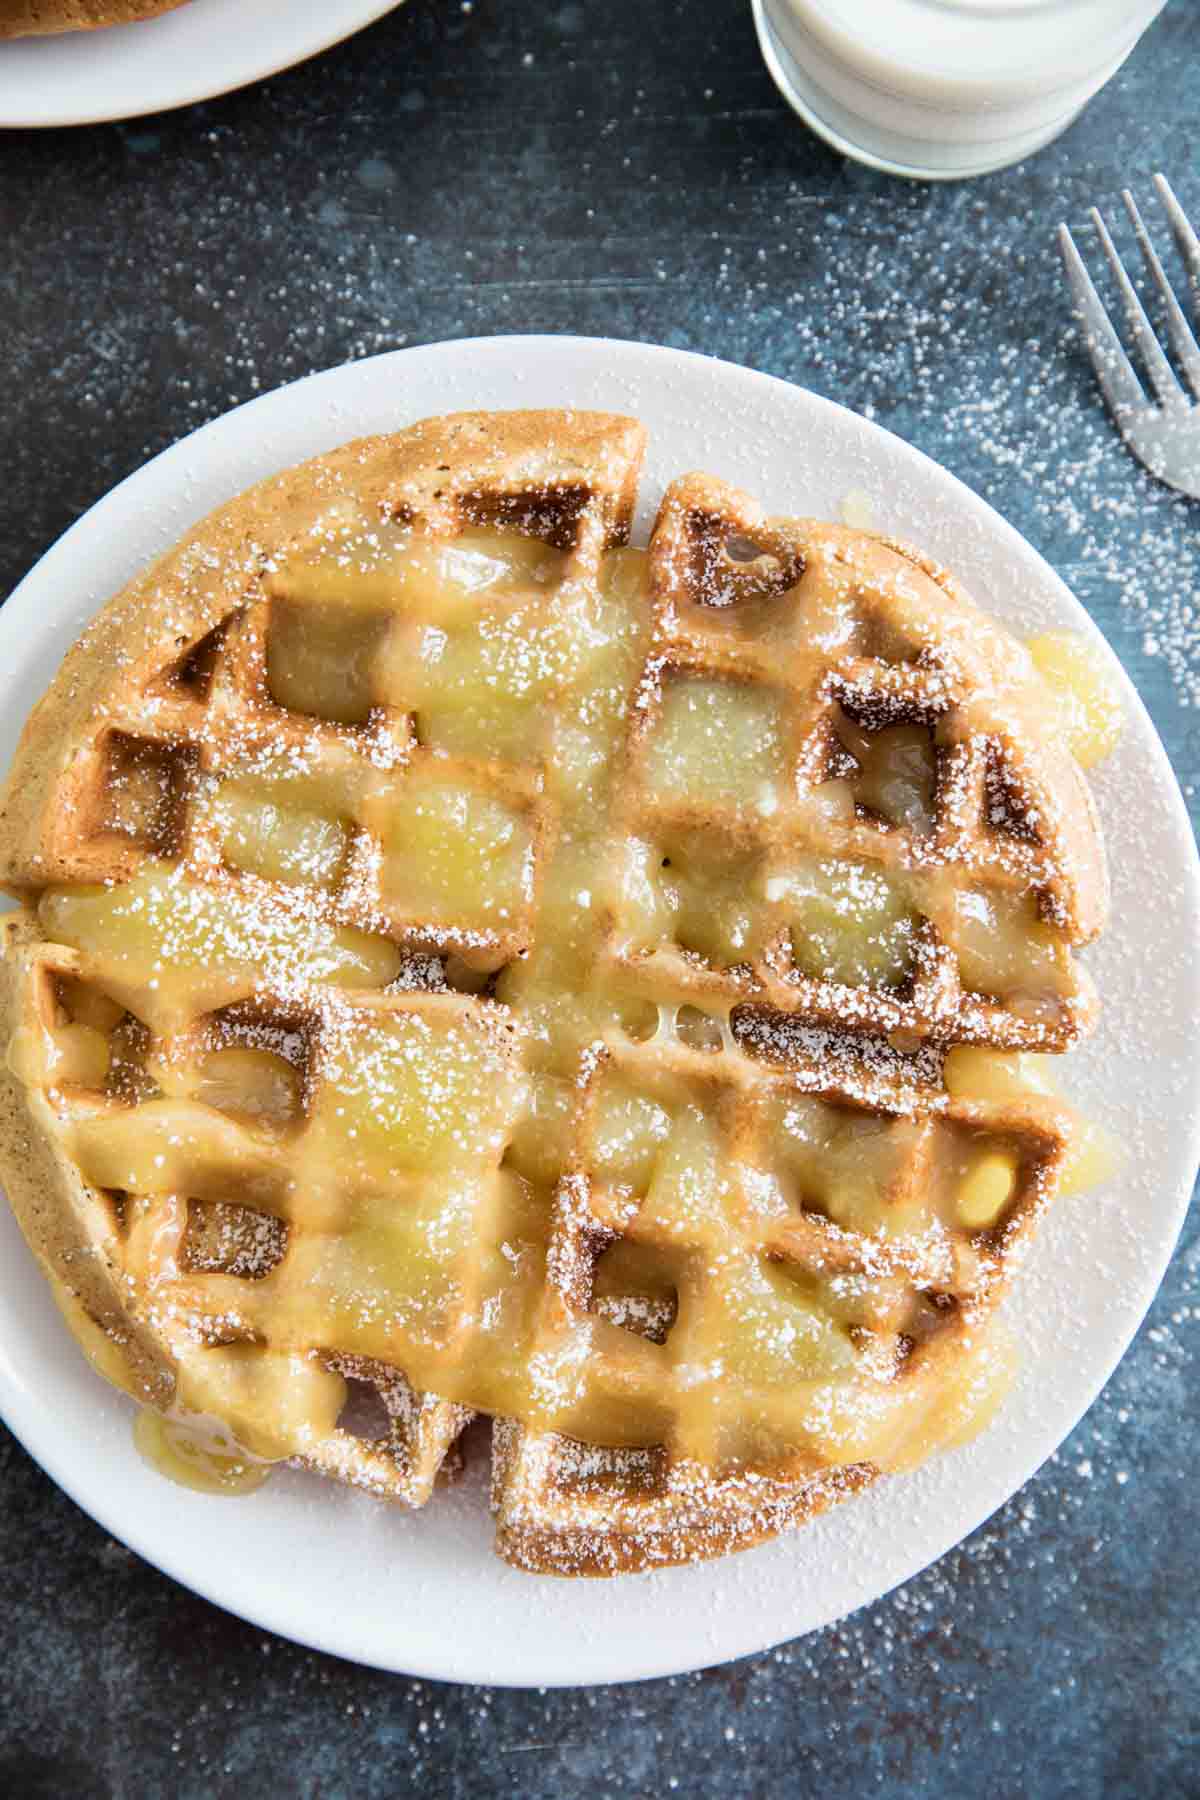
[0, 0, 401, 129]
[1, 336, 1197, 1687]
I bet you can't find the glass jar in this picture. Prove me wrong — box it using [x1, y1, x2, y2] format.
[752, 0, 1170, 179]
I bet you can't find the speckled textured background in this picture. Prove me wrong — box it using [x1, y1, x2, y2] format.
[1, 2, 1198, 1793]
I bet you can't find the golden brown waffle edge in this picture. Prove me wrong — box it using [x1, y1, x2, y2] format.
[0, 0, 190, 36]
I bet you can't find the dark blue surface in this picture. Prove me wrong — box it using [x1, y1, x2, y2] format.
[0, 3, 1197, 1793]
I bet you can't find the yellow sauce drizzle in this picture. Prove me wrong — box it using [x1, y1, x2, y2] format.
[1027, 630, 1124, 770]
[133, 1408, 272, 1496]
[20, 526, 1118, 1495]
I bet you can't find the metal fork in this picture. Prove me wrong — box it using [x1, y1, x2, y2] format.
[1058, 175, 1200, 500]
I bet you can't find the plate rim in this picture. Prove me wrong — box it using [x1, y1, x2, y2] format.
[1, 332, 1198, 1686]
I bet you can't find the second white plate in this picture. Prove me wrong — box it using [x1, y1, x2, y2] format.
[0, 0, 402, 129]
[0, 336, 1197, 1685]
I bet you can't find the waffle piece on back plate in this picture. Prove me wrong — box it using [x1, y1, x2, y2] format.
[0, 413, 1108, 1572]
[0, 0, 190, 37]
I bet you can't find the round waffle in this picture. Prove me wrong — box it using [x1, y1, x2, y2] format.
[0, 410, 1108, 1573]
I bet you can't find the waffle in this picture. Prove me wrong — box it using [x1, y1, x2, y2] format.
[0, 409, 1109, 1575]
[0, 0, 188, 35]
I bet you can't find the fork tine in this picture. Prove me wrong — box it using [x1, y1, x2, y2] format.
[1154, 173, 1200, 303]
[1122, 188, 1200, 402]
[1057, 223, 1146, 418]
[1090, 205, 1184, 407]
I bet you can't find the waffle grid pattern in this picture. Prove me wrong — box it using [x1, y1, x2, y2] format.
[0, 415, 1099, 1572]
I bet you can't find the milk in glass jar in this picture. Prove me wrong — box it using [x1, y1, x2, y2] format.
[752, 0, 1169, 179]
